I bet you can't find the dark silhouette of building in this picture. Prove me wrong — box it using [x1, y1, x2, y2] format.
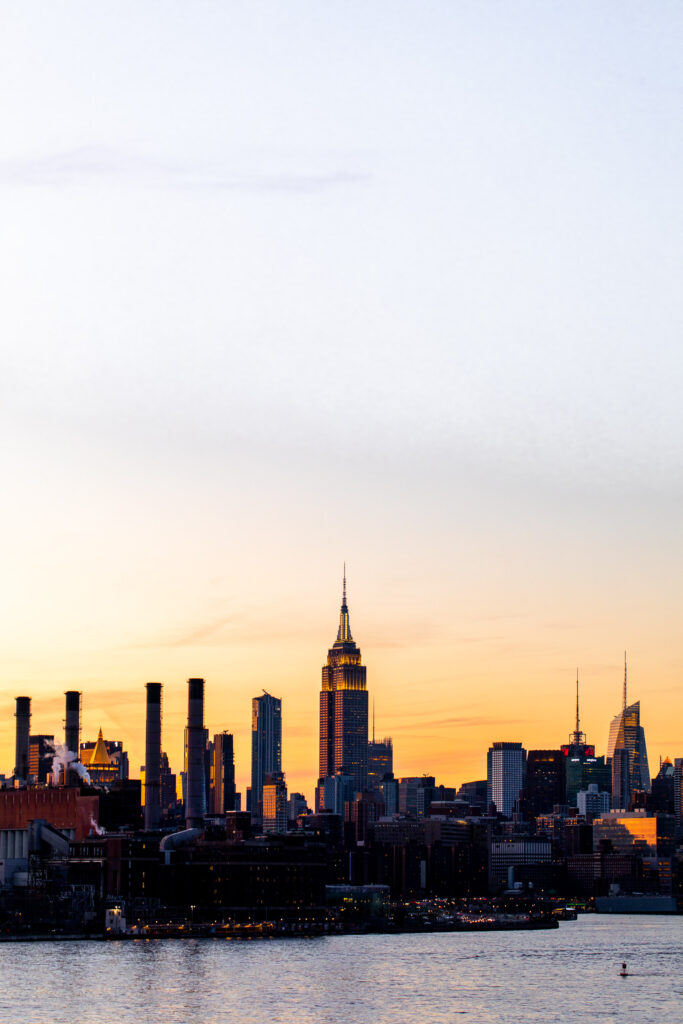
[14, 697, 31, 782]
[144, 682, 162, 829]
[525, 750, 566, 818]
[211, 732, 236, 813]
[251, 692, 282, 821]
[368, 738, 393, 792]
[319, 572, 368, 800]
[186, 678, 207, 829]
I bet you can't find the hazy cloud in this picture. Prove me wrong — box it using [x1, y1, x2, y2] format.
[0, 145, 371, 193]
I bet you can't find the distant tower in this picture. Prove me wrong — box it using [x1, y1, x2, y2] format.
[487, 742, 526, 817]
[65, 691, 81, 755]
[186, 678, 207, 829]
[318, 568, 368, 799]
[144, 682, 162, 830]
[212, 731, 236, 813]
[251, 692, 282, 821]
[14, 697, 31, 782]
[606, 656, 650, 810]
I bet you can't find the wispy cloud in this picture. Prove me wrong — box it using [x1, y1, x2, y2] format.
[126, 615, 235, 649]
[387, 714, 525, 732]
[0, 145, 371, 193]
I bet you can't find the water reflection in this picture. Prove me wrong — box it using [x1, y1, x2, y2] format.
[0, 917, 680, 1024]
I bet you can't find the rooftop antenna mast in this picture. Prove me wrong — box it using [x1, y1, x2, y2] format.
[575, 669, 580, 737]
[372, 697, 376, 744]
[623, 651, 627, 712]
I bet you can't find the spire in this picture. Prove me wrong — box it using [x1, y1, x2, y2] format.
[575, 669, 580, 737]
[336, 564, 353, 643]
[623, 651, 628, 712]
[91, 727, 110, 766]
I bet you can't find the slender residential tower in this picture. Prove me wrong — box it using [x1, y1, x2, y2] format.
[144, 682, 162, 830]
[14, 697, 31, 782]
[251, 693, 282, 821]
[186, 678, 207, 829]
[65, 691, 81, 755]
[318, 569, 368, 799]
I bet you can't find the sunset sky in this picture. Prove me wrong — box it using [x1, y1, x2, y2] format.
[2, 3, 682, 801]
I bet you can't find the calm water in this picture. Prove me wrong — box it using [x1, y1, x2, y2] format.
[0, 916, 680, 1024]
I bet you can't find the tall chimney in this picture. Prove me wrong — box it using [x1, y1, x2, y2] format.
[65, 691, 81, 755]
[144, 682, 162, 830]
[14, 697, 31, 782]
[186, 678, 206, 829]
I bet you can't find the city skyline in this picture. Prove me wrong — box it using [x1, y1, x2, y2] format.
[2, 3, 682, 802]
[0, 573, 675, 804]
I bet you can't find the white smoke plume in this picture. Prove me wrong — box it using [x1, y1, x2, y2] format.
[45, 739, 91, 786]
[89, 815, 105, 836]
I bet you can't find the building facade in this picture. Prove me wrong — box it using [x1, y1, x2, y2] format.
[487, 742, 526, 818]
[318, 575, 368, 797]
[211, 732, 236, 814]
[606, 701, 650, 810]
[262, 771, 288, 834]
[367, 738, 393, 792]
[251, 692, 282, 821]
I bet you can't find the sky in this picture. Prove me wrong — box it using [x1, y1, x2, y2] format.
[1, 2, 682, 802]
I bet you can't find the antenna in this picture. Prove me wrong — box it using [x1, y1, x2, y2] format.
[623, 651, 627, 712]
[372, 697, 376, 744]
[343, 562, 347, 604]
[575, 669, 580, 737]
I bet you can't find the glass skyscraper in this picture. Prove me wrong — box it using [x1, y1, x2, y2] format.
[318, 574, 368, 798]
[251, 691, 282, 821]
[487, 741, 526, 818]
[606, 700, 650, 810]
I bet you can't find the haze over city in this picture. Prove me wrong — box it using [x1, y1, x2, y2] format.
[2, 2, 682, 800]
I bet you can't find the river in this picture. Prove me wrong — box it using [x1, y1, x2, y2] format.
[0, 915, 680, 1023]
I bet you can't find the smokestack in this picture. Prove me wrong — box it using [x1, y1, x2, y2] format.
[14, 697, 31, 782]
[144, 682, 162, 830]
[65, 691, 81, 756]
[186, 678, 206, 829]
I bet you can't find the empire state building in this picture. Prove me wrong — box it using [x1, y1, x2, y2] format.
[318, 573, 368, 795]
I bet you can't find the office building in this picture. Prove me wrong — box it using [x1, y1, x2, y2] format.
[674, 758, 683, 839]
[607, 702, 650, 810]
[525, 750, 566, 817]
[487, 742, 526, 818]
[368, 737, 393, 793]
[29, 735, 54, 784]
[319, 572, 368, 797]
[251, 692, 282, 821]
[80, 730, 126, 785]
[211, 731, 236, 813]
[577, 784, 610, 818]
[81, 734, 129, 779]
[262, 771, 288, 833]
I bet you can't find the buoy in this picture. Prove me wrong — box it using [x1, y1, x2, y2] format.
[620, 962, 628, 977]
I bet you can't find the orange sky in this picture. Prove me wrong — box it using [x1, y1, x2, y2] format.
[2, 5, 682, 802]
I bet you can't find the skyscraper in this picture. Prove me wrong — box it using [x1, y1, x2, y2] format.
[211, 731, 236, 813]
[318, 571, 368, 799]
[368, 737, 393, 793]
[251, 691, 282, 821]
[606, 657, 650, 809]
[262, 771, 288, 833]
[525, 750, 566, 817]
[487, 742, 526, 818]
